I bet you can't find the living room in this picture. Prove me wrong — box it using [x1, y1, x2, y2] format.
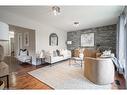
[0, 1, 127, 94]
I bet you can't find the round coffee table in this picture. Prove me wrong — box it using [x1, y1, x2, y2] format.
[69, 57, 83, 67]
[0, 80, 5, 89]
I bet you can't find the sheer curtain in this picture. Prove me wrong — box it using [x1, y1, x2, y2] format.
[116, 13, 126, 75]
[125, 15, 127, 89]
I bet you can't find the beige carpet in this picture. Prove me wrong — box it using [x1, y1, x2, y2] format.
[28, 60, 112, 89]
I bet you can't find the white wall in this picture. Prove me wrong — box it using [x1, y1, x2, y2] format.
[36, 26, 67, 52]
[0, 10, 67, 53]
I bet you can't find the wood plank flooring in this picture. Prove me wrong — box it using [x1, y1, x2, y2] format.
[2, 57, 126, 89]
[9, 63, 52, 89]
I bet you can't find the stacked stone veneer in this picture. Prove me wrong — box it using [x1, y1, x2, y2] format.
[67, 24, 116, 53]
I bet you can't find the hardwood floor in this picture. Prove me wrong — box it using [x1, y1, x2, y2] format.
[113, 72, 126, 89]
[9, 63, 52, 89]
[1, 57, 126, 89]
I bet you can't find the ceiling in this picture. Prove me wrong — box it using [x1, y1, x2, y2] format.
[0, 6, 124, 31]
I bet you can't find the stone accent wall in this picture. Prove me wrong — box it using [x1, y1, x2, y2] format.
[67, 24, 116, 53]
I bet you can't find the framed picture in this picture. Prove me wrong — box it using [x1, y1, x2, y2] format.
[18, 33, 22, 51]
[24, 32, 29, 46]
[49, 33, 58, 46]
[81, 33, 94, 47]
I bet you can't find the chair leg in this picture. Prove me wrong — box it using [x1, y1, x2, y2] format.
[50, 63, 52, 67]
[6, 75, 9, 89]
[81, 60, 82, 68]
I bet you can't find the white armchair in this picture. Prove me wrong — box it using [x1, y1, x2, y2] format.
[17, 49, 32, 64]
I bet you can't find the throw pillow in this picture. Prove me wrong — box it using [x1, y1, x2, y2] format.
[19, 49, 29, 56]
[56, 49, 64, 56]
[56, 49, 60, 56]
[53, 51, 57, 57]
[59, 49, 64, 55]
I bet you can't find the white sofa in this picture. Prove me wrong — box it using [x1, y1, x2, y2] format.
[45, 49, 71, 64]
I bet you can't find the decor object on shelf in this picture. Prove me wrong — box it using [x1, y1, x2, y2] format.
[52, 6, 60, 16]
[17, 49, 32, 64]
[84, 57, 114, 85]
[24, 32, 29, 46]
[81, 33, 94, 47]
[0, 45, 9, 89]
[49, 33, 58, 46]
[0, 21, 9, 41]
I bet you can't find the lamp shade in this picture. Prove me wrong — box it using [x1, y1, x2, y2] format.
[39, 50, 45, 58]
[0, 21, 9, 41]
[67, 41, 72, 45]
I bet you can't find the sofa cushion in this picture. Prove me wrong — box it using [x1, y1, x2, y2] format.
[51, 56, 63, 63]
[59, 49, 64, 55]
[56, 49, 60, 56]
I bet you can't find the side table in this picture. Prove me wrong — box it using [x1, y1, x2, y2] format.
[36, 57, 45, 64]
[32, 56, 45, 66]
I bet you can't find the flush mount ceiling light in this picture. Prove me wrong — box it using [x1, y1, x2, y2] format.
[73, 21, 79, 27]
[52, 6, 60, 16]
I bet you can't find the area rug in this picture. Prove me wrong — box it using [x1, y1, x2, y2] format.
[28, 61, 112, 89]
